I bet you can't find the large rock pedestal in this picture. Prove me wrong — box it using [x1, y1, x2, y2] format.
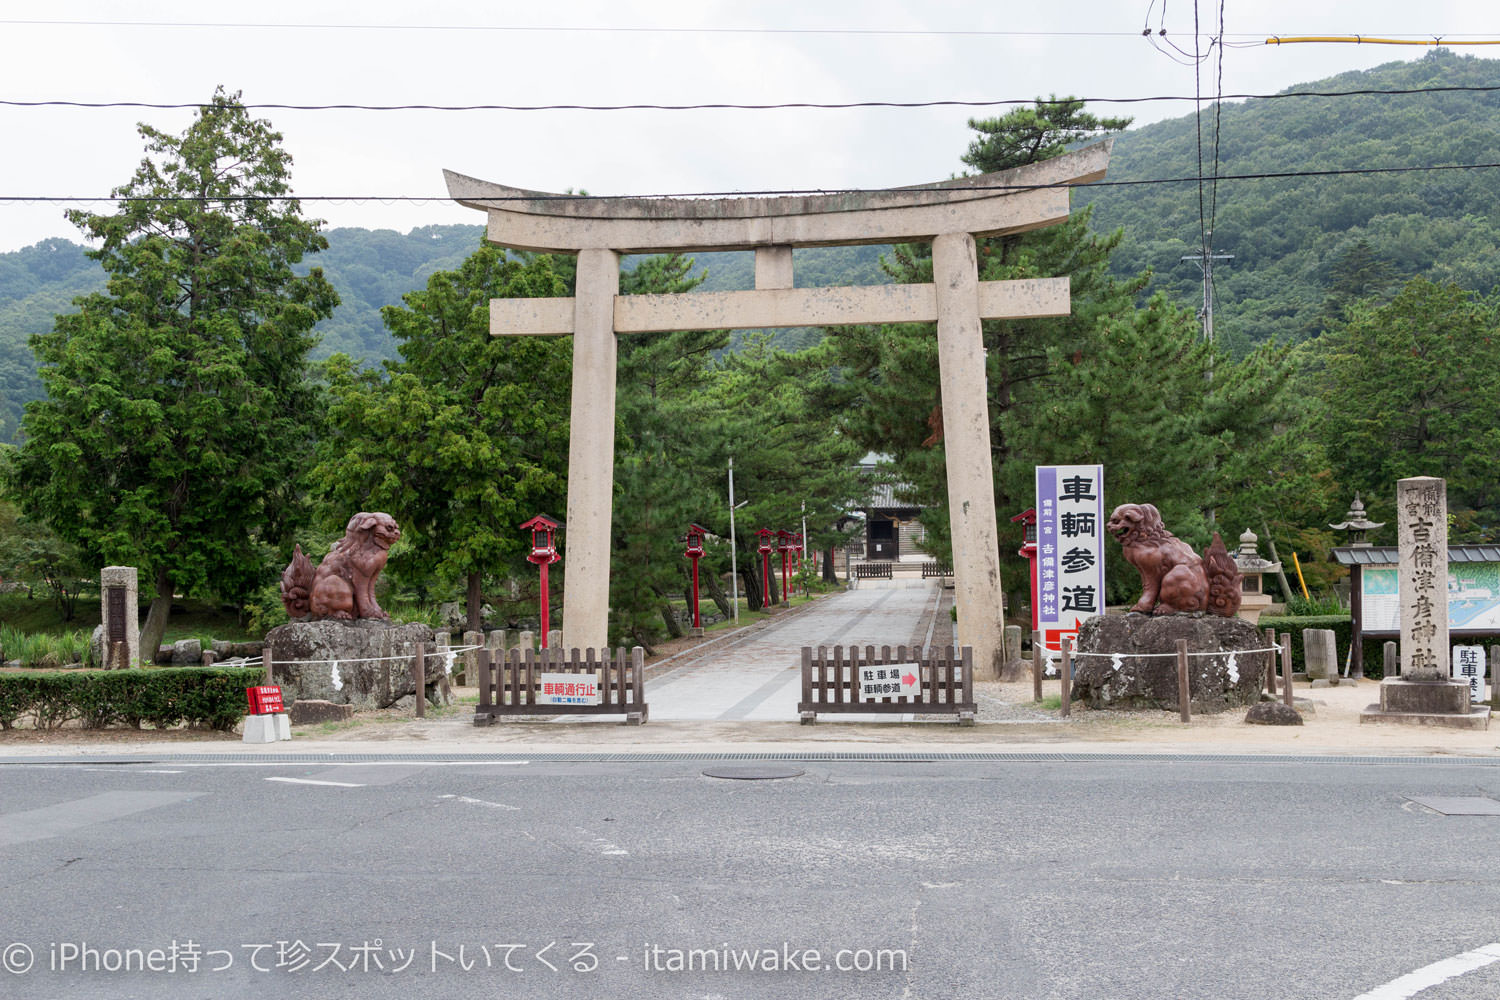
[1073, 613, 1268, 713]
[265, 620, 443, 710]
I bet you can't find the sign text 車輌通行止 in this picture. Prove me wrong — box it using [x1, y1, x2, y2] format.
[537, 672, 602, 707]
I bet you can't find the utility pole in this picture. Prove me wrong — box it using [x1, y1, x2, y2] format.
[1182, 233, 1234, 532]
[1180, 232, 1234, 346]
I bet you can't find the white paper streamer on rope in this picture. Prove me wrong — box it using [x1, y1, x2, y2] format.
[1045, 661, 1057, 678]
[442, 650, 456, 677]
[1226, 653, 1239, 684]
[329, 660, 343, 691]
[1111, 652, 1124, 673]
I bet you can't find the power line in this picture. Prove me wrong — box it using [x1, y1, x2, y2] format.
[0, 18, 1233, 37]
[9, 16, 1498, 41]
[6, 82, 1500, 113]
[5, 159, 1500, 206]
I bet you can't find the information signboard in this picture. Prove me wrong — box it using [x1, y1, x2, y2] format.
[1035, 464, 1106, 653]
[857, 664, 920, 701]
[1452, 645, 1486, 704]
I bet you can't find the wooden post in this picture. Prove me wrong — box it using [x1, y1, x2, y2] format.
[1281, 633, 1295, 708]
[1263, 627, 1278, 696]
[414, 643, 426, 719]
[1490, 645, 1500, 710]
[1059, 638, 1072, 718]
[1032, 630, 1044, 703]
[1176, 638, 1191, 723]
[262, 647, 273, 686]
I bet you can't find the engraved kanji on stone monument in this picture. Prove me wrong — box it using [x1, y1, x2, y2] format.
[1398, 477, 1448, 681]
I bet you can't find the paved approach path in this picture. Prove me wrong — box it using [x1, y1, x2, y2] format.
[639, 583, 944, 722]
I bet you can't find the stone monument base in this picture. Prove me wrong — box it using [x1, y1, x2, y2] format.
[265, 620, 446, 711]
[1072, 613, 1268, 713]
[1360, 679, 1491, 729]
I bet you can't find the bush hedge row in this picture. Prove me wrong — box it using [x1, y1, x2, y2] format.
[1258, 614, 1500, 679]
[0, 666, 265, 731]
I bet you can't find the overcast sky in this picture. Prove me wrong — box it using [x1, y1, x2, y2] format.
[1, 1, 1494, 253]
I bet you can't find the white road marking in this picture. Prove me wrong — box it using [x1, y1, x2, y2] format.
[1352, 942, 1500, 1000]
[439, 794, 520, 810]
[264, 776, 365, 788]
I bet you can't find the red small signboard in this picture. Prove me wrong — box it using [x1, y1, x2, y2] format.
[246, 686, 284, 715]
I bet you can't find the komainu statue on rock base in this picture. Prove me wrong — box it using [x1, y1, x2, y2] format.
[280, 512, 401, 621]
[1106, 503, 1241, 617]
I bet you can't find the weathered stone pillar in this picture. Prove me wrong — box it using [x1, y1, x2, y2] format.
[562, 248, 620, 653]
[1399, 476, 1448, 682]
[100, 566, 139, 669]
[1364, 476, 1488, 726]
[932, 232, 1003, 680]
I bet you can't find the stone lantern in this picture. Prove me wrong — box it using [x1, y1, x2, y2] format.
[1231, 528, 1281, 625]
[1329, 493, 1384, 547]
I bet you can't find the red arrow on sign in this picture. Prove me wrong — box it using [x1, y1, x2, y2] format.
[902, 672, 917, 687]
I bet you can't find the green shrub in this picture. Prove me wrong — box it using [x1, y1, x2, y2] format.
[1285, 592, 1346, 616]
[0, 667, 264, 731]
[0, 625, 95, 668]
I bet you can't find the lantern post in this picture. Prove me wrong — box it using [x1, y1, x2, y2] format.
[756, 528, 775, 608]
[1011, 509, 1039, 636]
[777, 529, 794, 604]
[520, 514, 561, 648]
[684, 523, 708, 636]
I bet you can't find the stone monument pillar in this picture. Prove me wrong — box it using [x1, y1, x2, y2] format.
[1362, 477, 1490, 727]
[100, 566, 139, 669]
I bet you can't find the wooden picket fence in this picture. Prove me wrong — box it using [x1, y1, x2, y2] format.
[853, 562, 894, 580]
[473, 646, 648, 725]
[920, 562, 953, 578]
[799, 644, 975, 724]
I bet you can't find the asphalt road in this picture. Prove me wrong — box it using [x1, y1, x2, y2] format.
[3, 754, 1500, 999]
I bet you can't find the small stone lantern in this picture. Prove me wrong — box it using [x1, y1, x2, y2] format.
[1329, 493, 1385, 547]
[1231, 528, 1281, 625]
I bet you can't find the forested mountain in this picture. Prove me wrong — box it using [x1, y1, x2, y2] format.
[4, 48, 1499, 442]
[1078, 48, 1500, 355]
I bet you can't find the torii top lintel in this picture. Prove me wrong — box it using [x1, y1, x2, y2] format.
[444, 140, 1111, 255]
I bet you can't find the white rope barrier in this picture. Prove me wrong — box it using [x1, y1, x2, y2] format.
[1043, 644, 1284, 678]
[1067, 645, 1283, 660]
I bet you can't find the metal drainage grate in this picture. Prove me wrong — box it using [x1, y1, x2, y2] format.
[701, 765, 806, 781]
[1405, 796, 1500, 816]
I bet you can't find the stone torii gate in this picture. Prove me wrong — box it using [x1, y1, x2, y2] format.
[445, 140, 1111, 677]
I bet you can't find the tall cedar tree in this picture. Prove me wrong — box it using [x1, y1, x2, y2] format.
[11, 89, 336, 656]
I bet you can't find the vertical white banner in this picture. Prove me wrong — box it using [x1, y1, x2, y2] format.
[1035, 465, 1105, 653]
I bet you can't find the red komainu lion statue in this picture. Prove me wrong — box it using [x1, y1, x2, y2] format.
[1105, 503, 1241, 617]
[280, 512, 401, 621]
